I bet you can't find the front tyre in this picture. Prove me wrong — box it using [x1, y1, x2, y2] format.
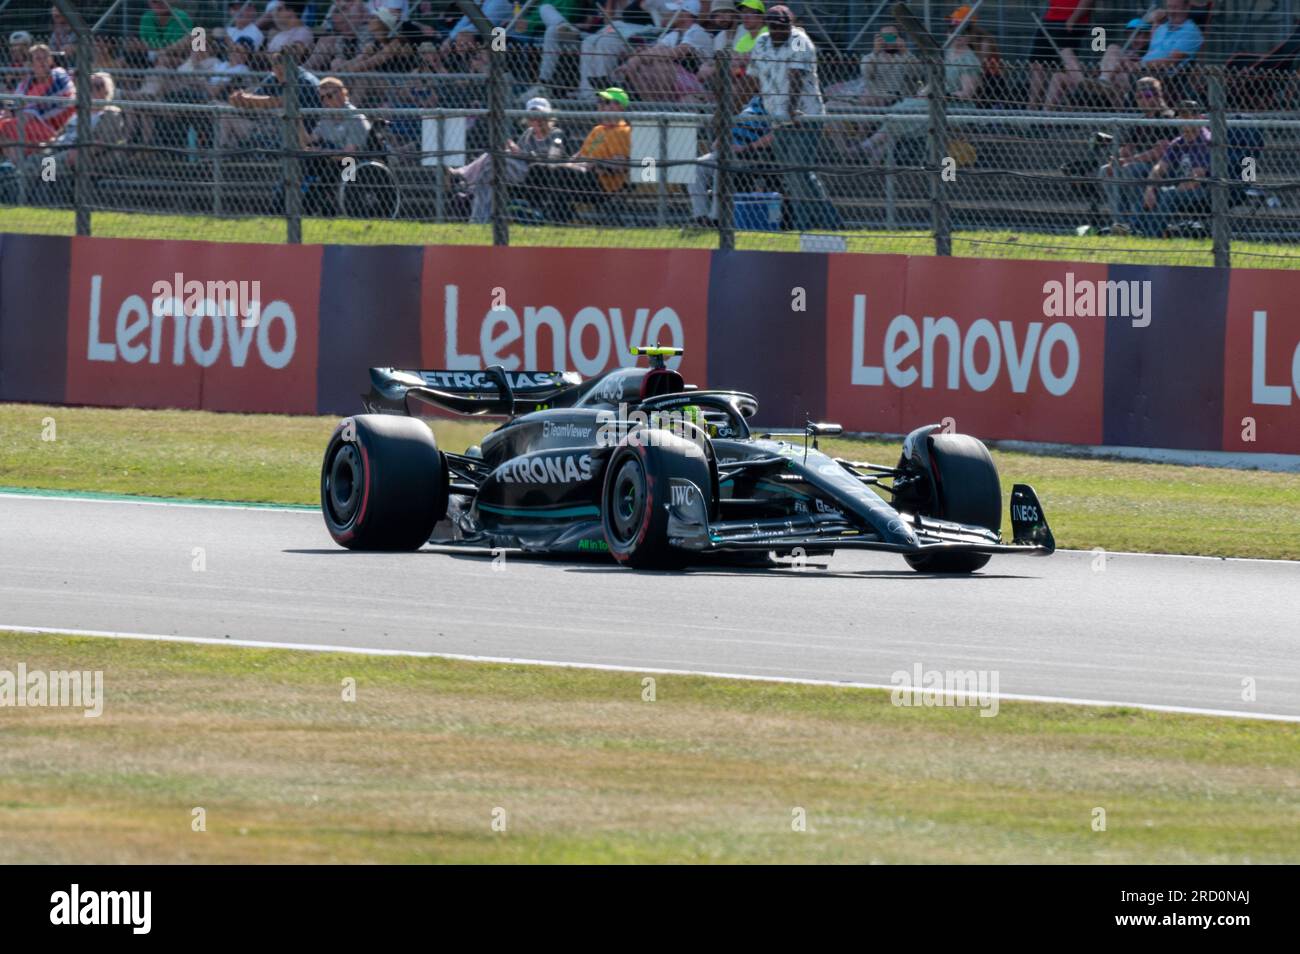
[601, 429, 713, 570]
[321, 415, 447, 551]
[904, 433, 1001, 574]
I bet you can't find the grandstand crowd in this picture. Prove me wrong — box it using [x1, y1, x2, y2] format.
[0, 1, 1295, 235]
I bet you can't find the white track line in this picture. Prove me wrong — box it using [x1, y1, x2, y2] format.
[0, 491, 312, 513]
[5, 490, 1299, 566]
[4, 624, 1297, 724]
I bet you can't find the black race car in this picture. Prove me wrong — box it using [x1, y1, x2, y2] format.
[320, 347, 1054, 571]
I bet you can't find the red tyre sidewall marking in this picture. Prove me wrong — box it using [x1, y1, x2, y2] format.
[634, 444, 653, 550]
[355, 437, 372, 533]
[330, 428, 357, 544]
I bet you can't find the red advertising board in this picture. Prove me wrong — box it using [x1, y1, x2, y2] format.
[65, 237, 321, 413]
[419, 246, 710, 384]
[825, 255, 1108, 444]
[1221, 269, 1300, 454]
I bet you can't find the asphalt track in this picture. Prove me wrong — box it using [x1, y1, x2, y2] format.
[2, 492, 1298, 720]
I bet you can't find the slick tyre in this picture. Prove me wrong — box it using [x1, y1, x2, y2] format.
[601, 429, 713, 570]
[321, 414, 448, 551]
[905, 433, 1001, 574]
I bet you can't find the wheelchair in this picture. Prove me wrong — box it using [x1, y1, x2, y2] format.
[306, 118, 401, 219]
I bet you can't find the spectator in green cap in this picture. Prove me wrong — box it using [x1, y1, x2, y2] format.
[524, 86, 631, 222]
[597, 86, 631, 107]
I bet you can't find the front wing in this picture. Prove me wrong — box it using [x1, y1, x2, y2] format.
[665, 482, 1055, 559]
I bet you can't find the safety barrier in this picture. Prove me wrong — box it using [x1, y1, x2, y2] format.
[0, 233, 1295, 454]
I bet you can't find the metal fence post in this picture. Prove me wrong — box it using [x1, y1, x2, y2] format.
[55, 0, 92, 235]
[281, 51, 302, 245]
[1208, 67, 1230, 268]
[488, 48, 509, 246]
[926, 54, 951, 256]
[713, 49, 734, 251]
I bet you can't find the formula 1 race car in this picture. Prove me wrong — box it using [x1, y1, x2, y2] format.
[320, 347, 1055, 572]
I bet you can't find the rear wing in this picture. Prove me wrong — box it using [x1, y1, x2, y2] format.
[362, 367, 582, 417]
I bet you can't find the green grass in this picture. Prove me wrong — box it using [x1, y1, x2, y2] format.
[3, 402, 1299, 560]
[4, 205, 1299, 267]
[1, 630, 1296, 863]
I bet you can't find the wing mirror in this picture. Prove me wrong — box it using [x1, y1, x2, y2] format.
[804, 421, 843, 454]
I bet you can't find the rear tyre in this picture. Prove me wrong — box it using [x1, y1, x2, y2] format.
[904, 433, 1001, 574]
[601, 430, 712, 570]
[321, 415, 447, 551]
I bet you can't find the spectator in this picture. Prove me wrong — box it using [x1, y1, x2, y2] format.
[29, 71, 124, 186]
[1100, 75, 1175, 232]
[697, 0, 765, 95]
[859, 7, 982, 161]
[451, 95, 566, 223]
[1097, 0, 1203, 95]
[308, 77, 371, 152]
[336, 8, 416, 73]
[178, 38, 224, 83]
[613, 0, 713, 102]
[92, 35, 127, 73]
[1027, 0, 1092, 110]
[524, 86, 631, 222]
[49, 6, 78, 58]
[573, 2, 660, 99]
[131, 0, 196, 66]
[826, 27, 919, 108]
[734, 0, 768, 52]
[1137, 99, 1210, 236]
[267, 2, 315, 59]
[219, 55, 321, 148]
[447, 0, 514, 44]
[370, 0, 411, 22]
[406, 1, 446, 40]
[688, 94, 772, 226]
[747, 5, 839, 230]
[7, 31, 32, 73]
[175, 33, 253, 99]
[535, 0, 590, 88]
[0, 44, 75, 163]
[307, 1, 367, 71]
[304, 77, 371, 213]
[720, 0, 768, 54]
[427, 30, 489, 109]
[255, 1, 327, 32]
[227, 2, 266, 51]
[217, 37, 257, 88]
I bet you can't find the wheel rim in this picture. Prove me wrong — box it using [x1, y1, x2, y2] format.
[326, 443, 362, 527]
[607, 456, 646, 545]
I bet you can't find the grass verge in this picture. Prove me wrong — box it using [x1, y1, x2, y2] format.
[3, 402, 1299, 560]
[1, 631, 1296, 863]
[5, 206, 1300, 268]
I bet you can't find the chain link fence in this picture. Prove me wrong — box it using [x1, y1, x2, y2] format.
[1, 2, 1298, 266]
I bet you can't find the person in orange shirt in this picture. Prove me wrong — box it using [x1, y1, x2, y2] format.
[524, 87, 631, 223]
